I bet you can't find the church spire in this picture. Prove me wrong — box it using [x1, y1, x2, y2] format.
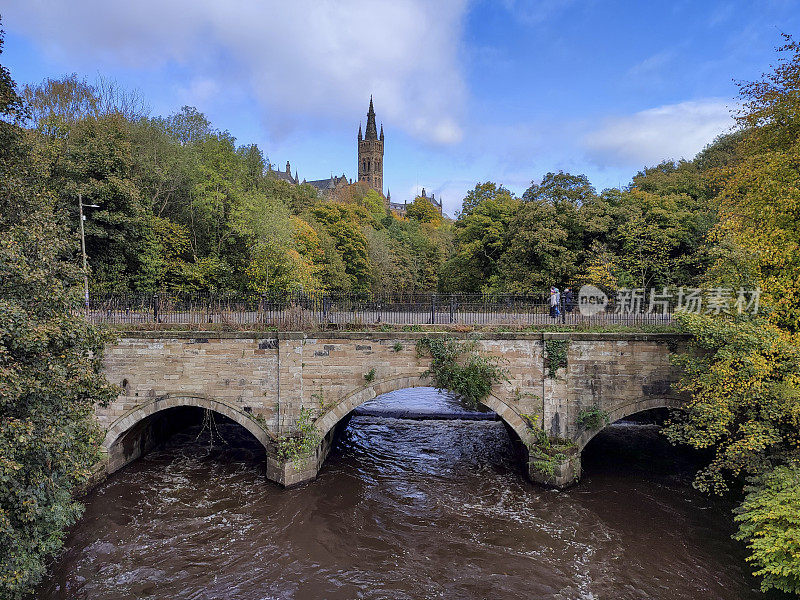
[358, 122, 362, 141]
[380, 124, 384, 141]
[365, 95, 378, 140]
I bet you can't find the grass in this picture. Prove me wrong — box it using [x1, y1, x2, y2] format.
[107, 321, 685, 334]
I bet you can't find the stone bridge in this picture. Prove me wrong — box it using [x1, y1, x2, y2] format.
[97, 331, 687, 488]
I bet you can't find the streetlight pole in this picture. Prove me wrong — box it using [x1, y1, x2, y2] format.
[78, 194, 89, 311]
[78, 193, 100, 313]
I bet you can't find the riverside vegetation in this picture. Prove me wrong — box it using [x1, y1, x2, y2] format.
[1, 18, 800, 597]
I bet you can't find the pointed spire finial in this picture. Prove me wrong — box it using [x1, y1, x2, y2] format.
[365, 97, 378, 140]
[358, 122, 362, 141]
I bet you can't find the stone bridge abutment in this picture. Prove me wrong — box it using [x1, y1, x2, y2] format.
[98, 331, 688, 488]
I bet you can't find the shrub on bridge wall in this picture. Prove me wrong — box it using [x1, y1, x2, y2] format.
[576, 405, 610, 431]
[415, 337, 507, 409]
[526, 426, 578, 481]
[277, 407, 320, 469]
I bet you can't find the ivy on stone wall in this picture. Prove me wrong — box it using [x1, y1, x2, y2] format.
[416, 337, 507, 409]
[544, 339, 569, 378]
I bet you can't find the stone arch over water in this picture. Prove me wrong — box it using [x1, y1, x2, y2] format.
[268, 376, 538, 487]
[574, 395, 683, 451]
[314, 374, 532, 445]
[101, 394, 273, 476]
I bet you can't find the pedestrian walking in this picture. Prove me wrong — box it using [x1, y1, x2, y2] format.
[564, 288, 574, 313]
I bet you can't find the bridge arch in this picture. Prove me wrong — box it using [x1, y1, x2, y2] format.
[575, 396, 683, 451]
[314, 375, 531, 444]
[101, 394, 274, 475]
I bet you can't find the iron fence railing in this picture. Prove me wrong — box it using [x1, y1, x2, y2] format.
[81, 291, 676, 327]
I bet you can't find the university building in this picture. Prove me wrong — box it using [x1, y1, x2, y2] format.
[268, 97, 442, 216]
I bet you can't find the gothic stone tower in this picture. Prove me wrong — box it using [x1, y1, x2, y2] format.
[357, 96, 384, 194]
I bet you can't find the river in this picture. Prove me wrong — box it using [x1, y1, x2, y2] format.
[38, 388, 769, 600]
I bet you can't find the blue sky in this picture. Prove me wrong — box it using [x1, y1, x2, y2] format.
[3, 1, 800, 216]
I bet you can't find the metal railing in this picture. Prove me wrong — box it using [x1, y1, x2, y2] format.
[83, 291, 676, 327]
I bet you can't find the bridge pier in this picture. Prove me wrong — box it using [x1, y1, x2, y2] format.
[527, 454, 581, 489]
[266, 424, 339, 487]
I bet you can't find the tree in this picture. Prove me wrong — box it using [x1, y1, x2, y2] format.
[733, 463, 800, 594]
[498, 198, 576, 292]
[459, 181, 511, 217]
[0, 27, 118, 597]
[663, 38, 800, 595]
[709, 35, 800, 332]
[441, 186, 519, 292]
[405, 196, 442, 224]
[522, 171, 596, 207]
[664, 314, 800, 496]
[310, 202, 372, 292]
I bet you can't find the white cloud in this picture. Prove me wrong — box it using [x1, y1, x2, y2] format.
[4, 0, 467, 144]
[583, 99, 735, 167]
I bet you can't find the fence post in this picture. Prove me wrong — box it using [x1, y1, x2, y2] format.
[449, 295, 455, 324]
[430, 294, 436, 325]
[153, 293, 159, 323]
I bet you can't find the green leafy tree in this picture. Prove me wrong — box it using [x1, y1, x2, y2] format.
[522, 171, 596, 207]
[310, 202, 373, 292]
[664, 314, 800, 496]
[405, 196, 442, 224]
[442, 185, 519, 292]
[498, 198, 576, 292]
[0, 29, 118, 597]
[733, 463, 800, 594]
[459, 181, 511, 217]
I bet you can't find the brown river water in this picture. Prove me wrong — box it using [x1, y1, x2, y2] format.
[38, 388, 774, 600]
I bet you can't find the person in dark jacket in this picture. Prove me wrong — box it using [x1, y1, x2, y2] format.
[564, 288, 574, 314]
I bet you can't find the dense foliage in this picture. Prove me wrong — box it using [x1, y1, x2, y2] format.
[664, 314, 800, 495]
[442, 164, 717, 293]
[416, 337, 506, 409]
[11, 66, 728, 300]
[3, 14, 800, 595]
[0, 28, 118, 598]
[16, 77, 457, 297]
[662, 37, 800, 593]
[733, 463, 800, 594]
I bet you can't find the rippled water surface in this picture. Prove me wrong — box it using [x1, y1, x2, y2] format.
[39, 388, 767, 600]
